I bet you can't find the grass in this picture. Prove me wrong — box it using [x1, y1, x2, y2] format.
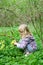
[0, 25, 43, 65]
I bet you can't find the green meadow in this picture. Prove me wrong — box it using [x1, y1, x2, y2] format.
[0, 24, 43, 65]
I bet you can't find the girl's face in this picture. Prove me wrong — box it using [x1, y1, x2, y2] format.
[19, 30, 27, 38]
[19, 30, 24, 36]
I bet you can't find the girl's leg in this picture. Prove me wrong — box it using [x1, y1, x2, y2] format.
[25, 51, 30, 56]
[27, 44, 34, 52]
[24, 49, 31, 57]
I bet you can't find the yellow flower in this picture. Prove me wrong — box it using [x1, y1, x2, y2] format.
[0, 40, 5, 50]
[11, 40, 16, 45]
[0, 44, 5, 50]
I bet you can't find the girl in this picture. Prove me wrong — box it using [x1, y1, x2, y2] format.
[14, 24, 37, 56]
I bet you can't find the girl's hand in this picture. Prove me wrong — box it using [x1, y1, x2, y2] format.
[11, 40, 17, 45]
[14, 42, 18, 46]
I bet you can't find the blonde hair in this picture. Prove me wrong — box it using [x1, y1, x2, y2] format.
[18, 24, 31, 34]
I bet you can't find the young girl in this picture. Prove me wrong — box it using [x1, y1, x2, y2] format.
[14, 24, 37, 56]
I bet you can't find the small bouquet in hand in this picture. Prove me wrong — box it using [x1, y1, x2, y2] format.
[11, 40, 16, 45]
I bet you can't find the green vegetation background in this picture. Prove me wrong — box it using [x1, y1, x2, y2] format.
[0, 0, 43, 65]
[0, 25, 43, 65]
[0, 0, 43, 26]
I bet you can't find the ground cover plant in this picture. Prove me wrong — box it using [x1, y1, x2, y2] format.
[0, 25, 43, 65]
[0, 0, 43, 65]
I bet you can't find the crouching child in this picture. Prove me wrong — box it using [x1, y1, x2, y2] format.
[14, 24, 37, 56]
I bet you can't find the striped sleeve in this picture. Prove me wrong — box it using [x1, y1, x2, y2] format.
[17, 37, 30, 49]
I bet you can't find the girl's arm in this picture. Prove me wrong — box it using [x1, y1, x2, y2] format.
[14, 37, 29, 49]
